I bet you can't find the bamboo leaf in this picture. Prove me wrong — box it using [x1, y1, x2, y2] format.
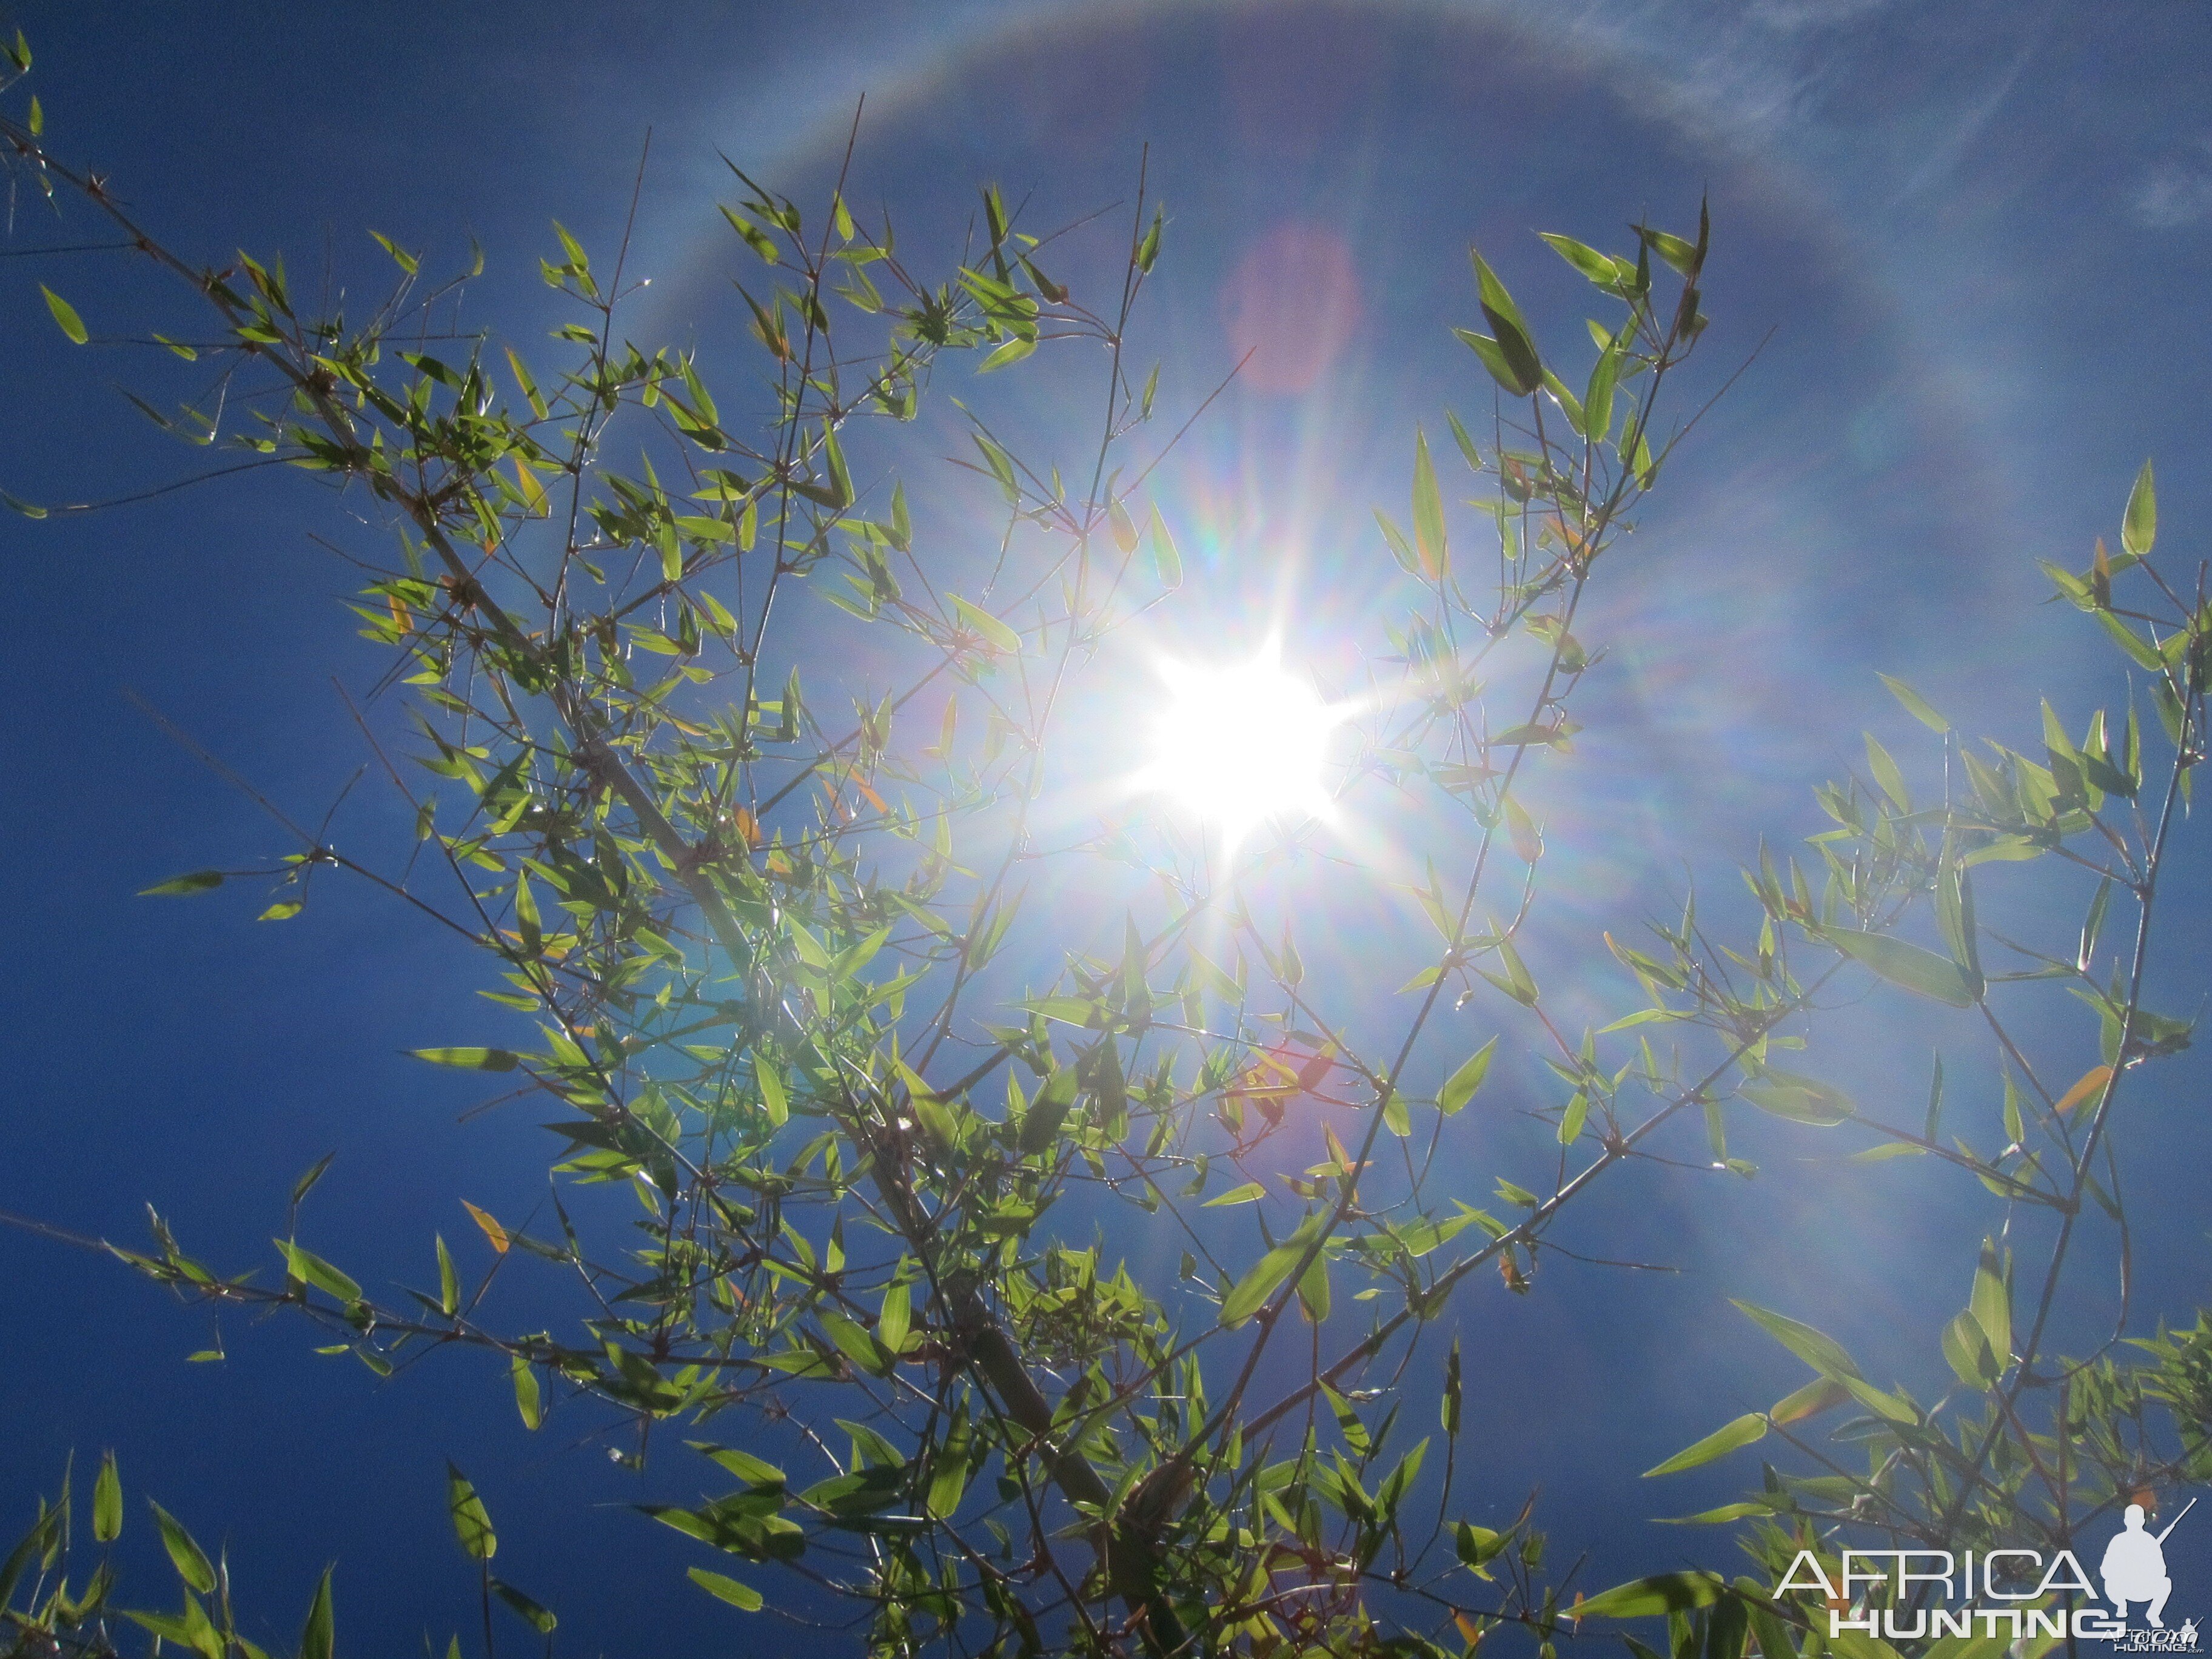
[1439, 1037, 1498, 1116]
[446, 1463, 497, 1562]
[300, 1566, 335, 1659]
[950, 595, 1022, 655]
[689, 1566, 763, 1610]
[41, 286, 87, 344]
[1823, 928, 1978, 1007]
[1731, 1299, 1861, 1382]
[1412, 429, 1448, 580]
[1574, 1572, 1726, 1620]
[149, 1501, 216, 1594]
[2123, 458, 2156, 558]
[1642, 1412, 1765, 1478]
[93, 1452, 122, 1543]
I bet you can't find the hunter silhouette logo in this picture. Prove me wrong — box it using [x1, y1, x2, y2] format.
[2104, 1498, 2196, 1647]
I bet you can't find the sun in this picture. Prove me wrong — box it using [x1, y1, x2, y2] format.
[1142, 652, 1342, 840]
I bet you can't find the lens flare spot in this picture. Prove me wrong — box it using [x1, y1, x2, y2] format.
[1221, 221, 1360, 395]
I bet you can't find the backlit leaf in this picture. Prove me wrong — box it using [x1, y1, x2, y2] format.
[412, 1046, 520, 1071]
[511, 1354, 541, 1429]
[93, 1452, 121, 1543]
[1731, 1299, 1861, 1382]
[463, 1201, 510, 1255]
[492, 1581, 556, 1632]
[1642, 1412, 1765, 1477]
[2054, 1064, 2113, 1114]
[1412, 429, 1448, 580]
[2123, 458, 2156, 558]
[1574, 1572, 1725, 1620]
[689, 1566, 763, 1610]
[446, 1463, 497, 1561]
[1147, 505, 1182, 589]
[1877, 673, 1949, 734]
[276, 1238, 362, 1304]
[40, 285, 87, 344]
[950, 594, 1022, 655]
[1439, 1037, 1498, 1116]
[149, 1501, 216, 1593]
[1823, 928, 1978, 1007]
[301, 1566, 335, 1659]
[140, 870, 224, 896]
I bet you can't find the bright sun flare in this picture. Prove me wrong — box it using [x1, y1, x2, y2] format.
[1144, 654, 1341, 839]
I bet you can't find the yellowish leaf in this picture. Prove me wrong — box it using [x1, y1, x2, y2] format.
[462, 1200, 510, 1255]
[2054, 1064, 2113, 1114]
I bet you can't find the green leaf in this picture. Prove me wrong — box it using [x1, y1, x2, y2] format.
[1642, 1412, 1766, 1478]
[689, 1566, 763, 1610]
[1538, 232, 1620, 285]
[1823, 928, 1979, 1007]
[925, 1406, 973, 1519]
[1147, 505, 1182, 589]
[411, 1046, 521, 1071]
[877, 1280, 911, 1357]
[820, 1310, 888, 1375]
[950, 595, 1022, 656]
[446, 1463, 497, 1562]
[1970, 1237, 2011, 1369]
[1136, 205, 1164, 273]
[1445, 408, 1483, 472]
[1878, 672, 1949, 734]
[290, 1151, 336, 1210]
[2097, 609, 2164, 673]
[140, 870, 224, 896]
[1453, 327, 1538, 400]
[1864, 734, 1909, 812]
[1468, 250, 1541, 395]
[1738, 1071, 1853, 1128]
[149, 1501, 216, 1594]
[1018, 1064, 1079, 1156]
[276, 1238, 362, 1304]
[0, 1509, 59, 1607]
[511, 1354, 542, 1430]
[2123, 458, 2156, 559]
[1769, 1376, 1851, 1426]
[1439, 1037, 1498, 1116]
[435, 1233, 459, 1317]
[93, 1452, 122, 1543]
[1731, 1300, 1860, 1382]
[1220, 1219, 1323, 1328]
[369, 230, 420, 276]
[1585, 339, 1620, 444]
[1411, 429, 1448, 580]
[1574, 1572, 1725, 1620]
[1942, 1307, 2000, 1390]
[1657, 1502, 1774, 1527]
[492, 1581, 556, 1632]
[692, 1442, 786, 1489]
[300, 1566, 335, 1659]
[1203, 1181, 1267, 1208]
[979, 335, 1035, 372]
[756, 1062, 789, 1127]
[41, 285, 87, 344]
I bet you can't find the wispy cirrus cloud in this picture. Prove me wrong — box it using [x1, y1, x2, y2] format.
[2134, 138, 2212, 228]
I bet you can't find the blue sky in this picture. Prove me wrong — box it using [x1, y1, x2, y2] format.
[2, 1, 2210, 1651]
